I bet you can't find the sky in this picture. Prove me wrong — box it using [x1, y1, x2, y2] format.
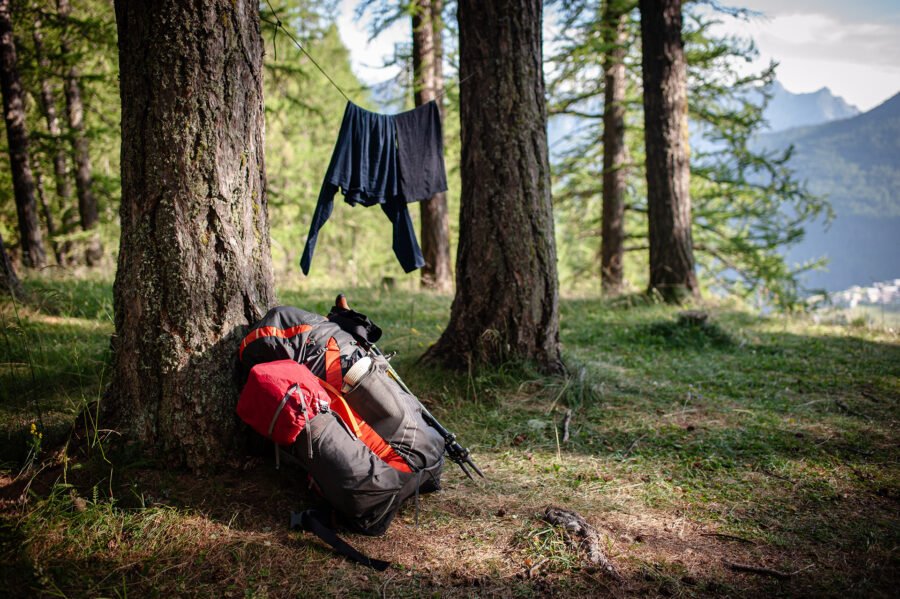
[711, 0, 900, 111]
[336, 0, 900, 113]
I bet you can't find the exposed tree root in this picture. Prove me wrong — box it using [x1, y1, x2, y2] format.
[543, 506, 623, 582]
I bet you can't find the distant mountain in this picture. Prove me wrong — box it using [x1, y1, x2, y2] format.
[757, 92, 900, 217]
[761, 81, 860, 133]
[755, 93, 900, 291]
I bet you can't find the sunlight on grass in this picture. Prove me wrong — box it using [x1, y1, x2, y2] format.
[1, 277, 898, 596]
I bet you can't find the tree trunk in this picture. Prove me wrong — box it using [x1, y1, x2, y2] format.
[0, 229, 23, 298]
[57, 0, 102, 266]
[33, 16, 75, 265]
[423, 0, 563, 373]
[111, 0, 275, 470]
[600, 0, 629, 294]
[33, 154, 63, 265]
[412, 0, 452, 292]
[639, 0, 697, 302]
[0, 0, 47, 269]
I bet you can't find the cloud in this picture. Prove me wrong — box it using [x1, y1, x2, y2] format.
[734, 0, 900, 24]
[336, 0, 407, 85]
[755, 13, 900, 67]
[712, 9, 900, 110]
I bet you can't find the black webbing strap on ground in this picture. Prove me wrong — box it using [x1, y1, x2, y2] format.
[290, 510, 390, 571]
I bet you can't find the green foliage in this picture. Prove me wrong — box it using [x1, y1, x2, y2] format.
[0, 0, 120, 264]
[546, 1, 830, 305]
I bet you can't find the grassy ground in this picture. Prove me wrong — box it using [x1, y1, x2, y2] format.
[1, 274, 898, 597]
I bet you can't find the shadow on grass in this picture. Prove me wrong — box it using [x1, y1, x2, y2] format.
[3, 284, 899, 596]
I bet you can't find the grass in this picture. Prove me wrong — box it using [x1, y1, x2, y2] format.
[1, 274, 898, 597]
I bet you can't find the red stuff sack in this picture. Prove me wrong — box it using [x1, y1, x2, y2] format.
[237, 360, 330, 445]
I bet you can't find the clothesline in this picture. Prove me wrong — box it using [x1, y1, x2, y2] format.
[261, 1, 473, 109]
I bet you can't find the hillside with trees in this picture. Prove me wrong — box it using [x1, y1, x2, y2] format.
[757, 93, 900, 290]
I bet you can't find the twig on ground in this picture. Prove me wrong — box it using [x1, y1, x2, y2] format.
[661, 408, 698, 418]
[758, 467, 794, 483]
[621, 434, 646, 459]
[543, 506, 623, 582]
[722, 559, 791, 579]
[562, 409, 572, 443]
[860, 390, 881, 403]
[527, 557, 548, 578]
[380, 572, 397, 599]
[835, 399, 870, 420]
[700, 532, 756, 545]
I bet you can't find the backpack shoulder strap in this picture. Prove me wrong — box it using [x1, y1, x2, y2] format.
[290, 509, 390, 571]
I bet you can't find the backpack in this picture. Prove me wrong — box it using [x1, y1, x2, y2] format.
[236, 305, 445, 569]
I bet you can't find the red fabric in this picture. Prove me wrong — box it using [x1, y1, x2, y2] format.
[237, 360, 329, 445]
[239, 346, 411, 473]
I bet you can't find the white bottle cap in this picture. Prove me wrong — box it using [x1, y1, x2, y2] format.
[343, 356, 372, 388]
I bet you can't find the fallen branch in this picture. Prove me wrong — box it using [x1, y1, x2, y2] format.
[722, 559, 791, 580]
[543, 506, 623, 582]
[562, 409, 572, 443]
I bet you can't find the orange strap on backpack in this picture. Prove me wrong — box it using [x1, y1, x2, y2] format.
[318, 375, 411, 474]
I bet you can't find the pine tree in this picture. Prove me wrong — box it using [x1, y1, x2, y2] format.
[424, 0, 562, 372]
[639, 0, 698, 302]
[412, 0, 452, 291]
[110, 0, 275, 469]
[600, 0, 632, 293]
[57, 0, 101, 265]
[0, 0, 47, 269]
[32, 14, 70, 264]
[0, 228, 22, 297]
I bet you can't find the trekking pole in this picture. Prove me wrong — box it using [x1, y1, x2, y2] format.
[334, 295, 485, 481]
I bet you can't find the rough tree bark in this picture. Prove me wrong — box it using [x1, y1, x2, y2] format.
[423, 0, 563, 373]
[112, 0, 275, 470]
[57, 0, 102, 265]
[0, 229, 23, 298]
[412, 0, 452, 292]
[639, 0, 698, 302]
[33, 18, 70, 265]
[0, 0, 47, 269]
[600, 0, 629, 294]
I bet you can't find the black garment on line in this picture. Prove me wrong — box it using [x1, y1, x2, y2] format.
[300, 101, 448, 275]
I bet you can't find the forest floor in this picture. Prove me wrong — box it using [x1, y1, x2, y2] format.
[1, 274, 898, 598]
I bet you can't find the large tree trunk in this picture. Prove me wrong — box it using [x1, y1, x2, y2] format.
[33, 18, 70, 265]
[412, 0, 452, 292]
[0, 229, 23, 298]
[424, 0, 562, 373]
[600, 0, 629, 294]
[639, 0, 697, 302]
[0, 0, 47, 269]
[57, 0, 102, 266]
[111, 0, 275, 470]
